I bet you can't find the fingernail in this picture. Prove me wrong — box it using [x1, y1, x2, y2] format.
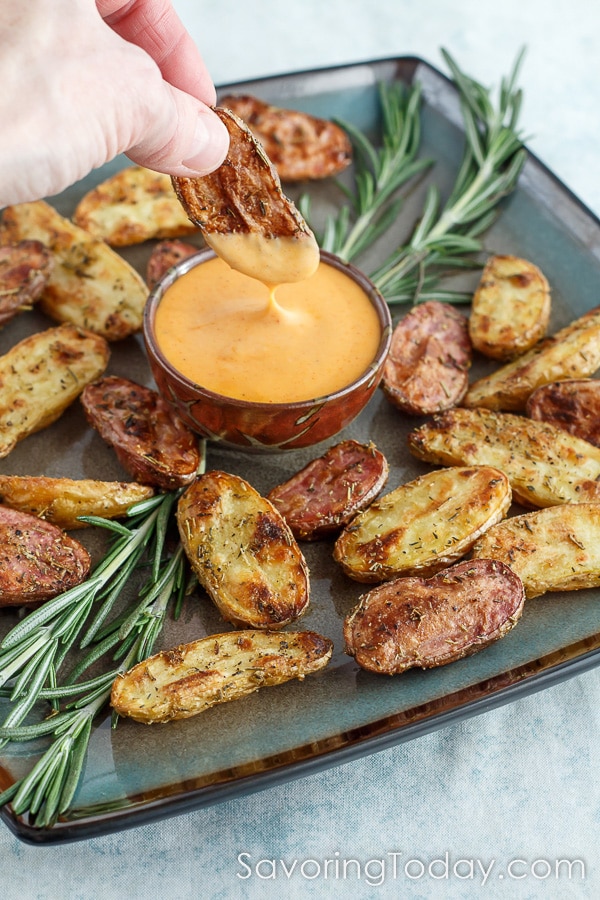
[181, 111, 229, 175]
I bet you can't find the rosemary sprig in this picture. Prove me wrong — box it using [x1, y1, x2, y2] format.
[300, 80, 432, 262]
[371, 48, 527, 304]
[0, 491, 191, 828]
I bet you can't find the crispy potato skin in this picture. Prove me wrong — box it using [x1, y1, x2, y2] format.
[267, 440, 388, 540]
[177, 471, 310, 628]
[471, 502, 600, 599]
[111, 629, 332, 724]
[80, 376, 200, 490]
[407, 407, 600, 508]
[343, 558, 525, 674]
[333, 465, 511, 582]
[0, 240, 53, 327]
[72, 166, 199, 246]
[146, 239, 201, 289]
[172, 108, 315, 240]
[0, 505, 91, 606]
[468, 255, 551, 360]
[463, 304, 600, 411]
[219, 94, 352, 182]
[382, 301, 472, 415]
[0, 475, 153, 530]
[526, 378, 600, 447]
[0, 200, 147, 340]
[0, 323, 110, 458]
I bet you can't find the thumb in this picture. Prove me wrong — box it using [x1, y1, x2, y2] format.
[125, 82, 229, 178]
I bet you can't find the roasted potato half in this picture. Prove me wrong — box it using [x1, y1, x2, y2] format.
[0, 240, 53, 327]
[471, 502, 600, 599]
[463, 304, 600, 411]
[333, 465, 511, 582]
[0, 475, 154, 530]
[72, 166, 200, 246]
[468, 254, 551, 360]
[343, 558, 525, 674]
[146, 239, 201, 289]
[407, 407, 600, 508]
[177, 471, 310, 628]
[0, 200, 147, 340]
[0, 323, 110, 458]
[111, 630, 333, 724]
[526, 378, 600, 447]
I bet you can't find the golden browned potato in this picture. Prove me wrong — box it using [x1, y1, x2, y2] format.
[407, 407, 600, 508]
[219, 94, 352, 182]
[72, 166, 199, 247]
[471, 502, 600, 599]
[0, 240, 53, 327]
[0, 475, 154, 530]
[177, 471, 310, 629]
[146, 239, 201, 289]
[0, 323, 110, 458]
[172, 107, 319, 285]
[110, 630, 333, 724]
[0, 200, 147, 340]
[468, 255, 551, 360]
[333, 466, 511, 582]
[526, 378, 600, 447]
[463, 304, 600, 411]
[343, 559, 525, 674]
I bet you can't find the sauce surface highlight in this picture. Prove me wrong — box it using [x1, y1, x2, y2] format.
[154, 257, 381, 403]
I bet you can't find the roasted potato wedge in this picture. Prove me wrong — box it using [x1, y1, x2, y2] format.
[526, 378, 600, 447]
[382, 301, 472, 415]
[463, 304, 600, 411]
[72, 166, 199, 246]
[472, 502, 600, 599]
[468, 255, 551, 360]
[80, 376, 200, 490]
[177, 471, 310, 628]
[0, 323, 110, 458]
[267, 440, 388, 540]
[172, 107, 319, 285]
[111, 629, 332, 724]
[333, 465, 511, 582]
[407, 407, 600, 508]
[0, 200, 147, 340]
[219, 94, 352, 181]
[343, 558, 525, 674]
[0, 240, 53, 327]
[0, 505, 91, 606]
[146, 239, 201, 289]
[0, 475, 153, 530]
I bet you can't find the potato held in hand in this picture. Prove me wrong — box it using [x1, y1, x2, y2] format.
[177, 471, 310, 628]
[344, 559, 525, 674]
[111, 630, 332, 724]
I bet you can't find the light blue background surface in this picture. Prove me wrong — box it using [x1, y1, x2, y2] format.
[3, 1, 600, 897]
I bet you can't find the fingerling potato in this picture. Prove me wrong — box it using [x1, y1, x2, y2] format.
[111, 630, 333, 724]
[333, 465, 511, 582]
[468, 254, 551, 360]
[177, 471, 310, 628]
[471, 502, 600, 599]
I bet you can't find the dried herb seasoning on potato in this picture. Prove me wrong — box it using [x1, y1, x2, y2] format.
[172, 107, 320, 285]
[333, 465, 511, 582]
[463, 304, 600, 411]
[526, 378, 600, 447]
[177, 471, 310, 629]
[471, 502, 600, 599]
[407, 407, 600, 508]
[343, 558, 525, 675]
[111, 630, 333, 724]
[0, 200, 147, 340]
[468, 254, 551, 360]
[0, 239, 53, 328]
[0, 323, 109, 459]
[73, 166, 200, 247]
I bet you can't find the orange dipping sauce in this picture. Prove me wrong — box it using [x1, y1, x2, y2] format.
[154, 256, 382, 404]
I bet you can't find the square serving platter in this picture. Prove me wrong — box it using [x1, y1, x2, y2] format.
[2, 55, 600, 844]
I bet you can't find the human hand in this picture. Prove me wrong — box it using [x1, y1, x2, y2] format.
[0, 0, 229, 206]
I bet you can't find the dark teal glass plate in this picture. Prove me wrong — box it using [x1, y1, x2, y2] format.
[2, 57, 600, 844]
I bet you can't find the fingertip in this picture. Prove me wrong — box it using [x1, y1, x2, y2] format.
[179, 107, 229, 175]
